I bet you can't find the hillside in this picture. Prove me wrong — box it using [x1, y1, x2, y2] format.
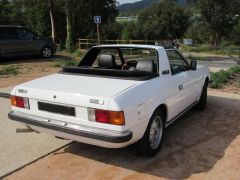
[118, 0, 188, 12]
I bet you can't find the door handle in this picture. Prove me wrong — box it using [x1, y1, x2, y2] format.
[179, 84, 183, 91]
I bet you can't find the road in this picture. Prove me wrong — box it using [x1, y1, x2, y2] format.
[183, 52, 239, 72]
[4, 91, 240, 180]
[0, 87, 70, 178]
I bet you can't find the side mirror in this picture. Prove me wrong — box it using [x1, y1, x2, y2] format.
[190, 60, 197, 71]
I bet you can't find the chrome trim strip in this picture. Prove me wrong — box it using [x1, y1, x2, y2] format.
[165, 101, 198, 127]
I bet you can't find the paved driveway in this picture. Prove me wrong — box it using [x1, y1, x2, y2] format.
[0, 87, 70, 178]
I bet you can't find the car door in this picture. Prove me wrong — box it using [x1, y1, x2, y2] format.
[16, 28, 41, 55]
[166, 50, 199, 115]
[0, 27, 22, 57]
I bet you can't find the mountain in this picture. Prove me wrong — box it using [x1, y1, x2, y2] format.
[118, 0, 188, 12]
[118, 0, 159, 12]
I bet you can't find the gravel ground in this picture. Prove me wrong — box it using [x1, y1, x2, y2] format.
[4, 91, 240, 180]
[1, 54, 240, 179]
[0, 87, 70, 178]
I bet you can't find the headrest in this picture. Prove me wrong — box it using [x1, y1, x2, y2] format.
[98, 54, 116, 69]
[136, 60, 154, 72]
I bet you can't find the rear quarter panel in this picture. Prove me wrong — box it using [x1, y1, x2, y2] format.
[108, 76, 173, 140]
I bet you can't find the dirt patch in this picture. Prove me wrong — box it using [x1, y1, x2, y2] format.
[0, 56, 81, 88]
[223, 73, 240, 94]
[4, 91, 240, 180]
[0, 61, 60, 88]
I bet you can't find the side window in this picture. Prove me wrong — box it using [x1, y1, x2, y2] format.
[167, 50, 189, 75]
[16, 29, 34, 40]
[0, 28, 2, 39]
[0, 28, 18, 40]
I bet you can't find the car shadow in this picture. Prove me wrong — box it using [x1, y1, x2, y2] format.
[62, 95, 240, 179]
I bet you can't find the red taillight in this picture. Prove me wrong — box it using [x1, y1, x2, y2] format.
[11, 96, 30, 109]
[88, 109, 125, 126]
[95, 109, 109, 123]
[16, 96, 25, 108]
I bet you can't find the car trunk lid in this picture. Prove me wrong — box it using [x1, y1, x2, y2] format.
[15, 73, 139, 110]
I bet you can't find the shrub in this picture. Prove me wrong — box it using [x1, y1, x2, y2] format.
[0, 66, 19, 76]
[210, 66, 240, 88]
[53, 60, 79, 67]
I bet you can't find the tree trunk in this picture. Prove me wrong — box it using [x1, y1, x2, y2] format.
[213, 33, 221, 47]
[210, 32, 222, 48]
[65, 0, 75, 52]
[48, 0, 57, 44]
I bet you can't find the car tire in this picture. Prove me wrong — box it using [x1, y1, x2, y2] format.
[138, 109, 165, 157]
[41, 46, 53, 58]
[195, 80, 208, 111]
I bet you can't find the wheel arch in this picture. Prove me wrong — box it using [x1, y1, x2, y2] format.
[152, 103, 168, 124]
[40, 45, 53, 52]
[205, 76, 209, 84]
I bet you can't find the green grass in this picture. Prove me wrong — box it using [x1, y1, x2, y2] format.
[0, 66, 20, 76]
[235, 78, 240, 88]
[182, 45, 240, 56]
[57, 50, 82, 58]
[210, 66, 240, 88]
[187, 55, 209, 61]
[53, 60, 79, 68]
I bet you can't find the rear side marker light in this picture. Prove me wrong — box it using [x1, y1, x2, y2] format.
[11, 96, 30, 109]
[88, 108, 125, 126]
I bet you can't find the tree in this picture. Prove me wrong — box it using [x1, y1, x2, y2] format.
[121, 27, 129, 43]
[1, 0, 119, 47]
[199, 0, 239, 46]
[14, 0, 51, 36]
[65, 0, 75, 52]
[101, 20, 123, 40]
[48, 0, 57, 44]
[73, 0, 118, 39]
[185, 16, 211, 44]
[138, 0, 190, 40]
[187, 0, 198, 6]
[0, 0, 24, 25]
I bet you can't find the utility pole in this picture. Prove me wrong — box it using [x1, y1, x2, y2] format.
[94, 16, 101, 45]
[97, 22, 100, 45]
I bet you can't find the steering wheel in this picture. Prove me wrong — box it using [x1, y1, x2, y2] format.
[122, 63, 129, 70]
[127, 60, 138, 67]
[129, 67, 136, 71]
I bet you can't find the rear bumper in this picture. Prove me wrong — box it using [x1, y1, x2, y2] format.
[8, 111, 132, 144]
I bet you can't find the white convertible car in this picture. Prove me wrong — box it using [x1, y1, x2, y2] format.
[9, 45, 210, 156]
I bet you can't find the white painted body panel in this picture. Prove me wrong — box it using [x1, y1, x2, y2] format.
[10, 45, 210, 148]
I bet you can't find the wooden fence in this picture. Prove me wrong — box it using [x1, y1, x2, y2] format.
[77, 39, 240, 63]
[77, 38, 174, 50]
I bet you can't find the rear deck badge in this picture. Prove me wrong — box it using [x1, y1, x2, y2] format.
[18, 89, 27, 94]
[90, 99, 104, 105]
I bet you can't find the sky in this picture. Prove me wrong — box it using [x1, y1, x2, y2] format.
[118, 0, 140, 5]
